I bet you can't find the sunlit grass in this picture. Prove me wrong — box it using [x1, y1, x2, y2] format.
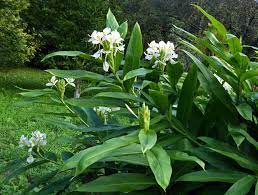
[0, 67, 78, 193]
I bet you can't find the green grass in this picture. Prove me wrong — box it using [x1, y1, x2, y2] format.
[0, 67, 78, 194]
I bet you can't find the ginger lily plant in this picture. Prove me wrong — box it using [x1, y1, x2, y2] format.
[2, 6, 258, 194]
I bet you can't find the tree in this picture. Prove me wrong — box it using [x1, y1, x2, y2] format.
[0, 0, 36, 66]
[22, 0, 110, 68]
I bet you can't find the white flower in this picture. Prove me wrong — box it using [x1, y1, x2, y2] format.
[145, 40, 178, 69]
[31, 130, 47, 146]
[64, 78, 75, 87]
[116, 44, 125, 52]
[92, 50, 103, 59]
[88, 30, 104, 45]
[104, 31, 123, 45]
[19, 130, 47, 164]
[89, 28, 124, 72]
[19, 135, 29, 148]
[27, 155, 34, 164]
[103, 61, 110, 72]
[46, 76, 58, 87]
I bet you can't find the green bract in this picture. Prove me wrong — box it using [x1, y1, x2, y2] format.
[3, 5, 258, 194]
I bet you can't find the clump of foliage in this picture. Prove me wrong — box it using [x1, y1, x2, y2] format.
[2, 5, 258, 194]
[0, 0, 36, 66]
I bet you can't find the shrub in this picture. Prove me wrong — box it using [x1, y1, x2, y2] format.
[2, 5, 258, 194]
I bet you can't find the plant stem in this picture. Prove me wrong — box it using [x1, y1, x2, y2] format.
[61, 98, 89, 127]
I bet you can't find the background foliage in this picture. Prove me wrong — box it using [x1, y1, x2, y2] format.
[0, 0, 36, 66]
[0, 0, 256, 68]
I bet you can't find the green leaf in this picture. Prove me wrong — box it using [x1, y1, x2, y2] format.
[46, 69, 112, 82]
[228, 126, 258, 150]
[76, 173, 156, 192]
[226, 34, 243, 54]
[37, 175, 73, 195]
[73, 133, 138, 175]
[176, 64, 197, 125]
[172, 25, 197, 40]
[225, 175, 256, 195]
[167, 150, 205, 170]
[63, 133, 137, 171]
[117, 21, 128, 39]
[146, 145, 172, 191]
[102, 144, 149, 166]
[228, 124, 246, 148]
[36, 117, 81, 131]
[255, 180, 258, 195]
[199, 137, 258, 171]
[2, 160, 48, 183]
[193, 5, 227, 38]
[236, 103, 253, 121]
[167, 61, 184, 87]
[124, 23, 143, 90]
[139, 129, 157, 153]
[183, 50, 236, 115]
[19, 89, 55, 97]
[95, 92, 143, 102]
[66, 98, 124, 108]
[103, 155, 148, 166]
[240, 69, 258, 83]
[123, 68, 153, 81]
[73, 107, 103, 127]
[149, 90, 169, 114]
[177, 170, 248, 183]
[41, 51, 101, 62]
[106, 9, 119, 30]
[234, 52, 250, 72]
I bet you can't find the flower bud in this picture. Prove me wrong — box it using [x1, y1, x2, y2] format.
[56, 79, 66, 99]
[138, 103, 150, 131]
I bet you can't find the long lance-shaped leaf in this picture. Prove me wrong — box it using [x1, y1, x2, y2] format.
[193, 4, 227, 39]
[123, 23, 143, 90]
[94, 92, 144, 103]
[41, 51, 102, 63]
[146, 145, 172, 191]
[66, 98, 124, 108]
[76, 173, 156, 192]
[46, 69, 113, 82]
[63, 132, 138, 175]
[225, 175, 256, 195]
[176, 64, 197, 126]
[1, 160, 48, 184]
[123, 68, 153, 81]
[240, 69, 258, 83]
[167, 150, 205, 170]
[228, 127, 258, 150]
[199, 137, 258, 171]
[183, 50, 237, 115]
[102, 144, 148, 166]
[177, 170, 248, 183]
[106, 9, 119, 30]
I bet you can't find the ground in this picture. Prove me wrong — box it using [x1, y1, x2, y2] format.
[0, 67, 77, 193]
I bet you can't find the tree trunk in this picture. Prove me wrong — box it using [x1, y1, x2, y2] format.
[74, 79, 81, 98]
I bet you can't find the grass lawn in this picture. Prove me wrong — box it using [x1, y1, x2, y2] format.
[0, 67, 78, 194]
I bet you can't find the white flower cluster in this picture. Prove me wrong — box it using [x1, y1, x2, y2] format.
[19, 130, 47, 164]
[46, 76, 75, 87]
[93, 107, 120, 124]
[214, 74, 232, 91]
[145, 41, 178, 69]
[89, 27, 125, 72]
